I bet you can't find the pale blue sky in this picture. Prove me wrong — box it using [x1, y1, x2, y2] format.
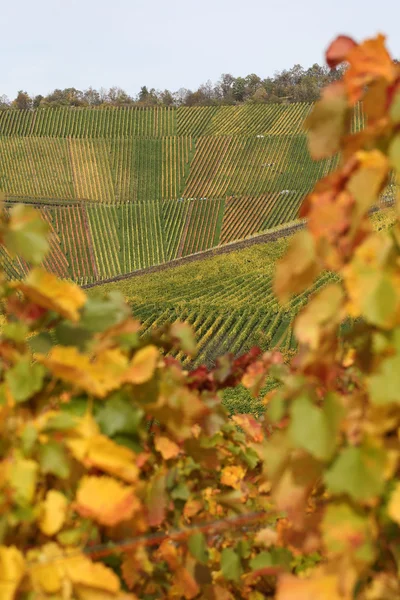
[1, 0, 399, 99]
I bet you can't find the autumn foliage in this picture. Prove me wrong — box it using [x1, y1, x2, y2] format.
[1, 32, 400, 599]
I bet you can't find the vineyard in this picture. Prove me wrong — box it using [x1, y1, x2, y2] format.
[89, 236, 336, 367]
[0, 104, 355, 204]
[0, 102, 393, 285]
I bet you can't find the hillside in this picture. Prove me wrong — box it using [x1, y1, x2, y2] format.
[0, 103, 368, 284]
[87, 205, 395, 363]
[89, 236, 336, 367]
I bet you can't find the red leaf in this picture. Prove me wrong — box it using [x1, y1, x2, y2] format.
[326, 35, 357, 68]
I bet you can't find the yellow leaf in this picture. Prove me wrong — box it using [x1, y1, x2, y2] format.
[8, 457, 38, 504]
[28, 544, 65, 594]
[220, 465, 245, 490]
[387, 482, 400, 525]
[85, 435, 139, 483]
[155, 436, 180, 460]
[294, 283, 344, 350]
[274, 230, 320, 303]
[65, 414, 138, 482]
[13, 267, 86, 322]
[29, 544, 123, 597]
[122, 345, 159, 385]
[65, 554, 120, 593]
[0, 546, 25, 600]
[66, 412, 101, 461]
[37, 346, 128, 398]
[39, 490, 68, 536]
[75, 476, 140, 526]
[348, 150, 389, 218]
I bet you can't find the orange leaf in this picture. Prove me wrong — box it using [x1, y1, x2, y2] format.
[75, 476, 139, 526]
[13, 267, 86, 322]
[326, 35, 357, 68]
[155, 436, 180, 460]
[157, 540, 180, 569]
[122, 547, 153, 590]
[277, 571, 342, 600]
[344, 34, 396, 103]
[174, 566, 200, 600]
[232, 414, 264, 442]
[220, 465, 245, 490]
[184, 499, 203, 520]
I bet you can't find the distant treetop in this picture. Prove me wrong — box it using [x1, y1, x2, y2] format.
[1, 63, 346, 110]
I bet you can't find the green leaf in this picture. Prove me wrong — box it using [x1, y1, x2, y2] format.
[80, 291, 130, 333]
[96, 392, 143, 437]
[322, 503, 375, 563]
[324, 445, 386, 501]
[4, 204, 49, 265]
[43, 413, 77, 432]
[9, 459, 38, 505]
[270, 547, 293, 570]
[389, 134, 400, 171]
[61, 397, 89, 417]
[28, 332, 54, 354]
[267, 393, 286, 424]
[236, 540, 251, 559]
[57, 528, 84, 546]
[240, 447, 260, 469]
[38, 441, 70, 479]
[171, 482, 190, 501]
[363, 274, 399, 329]
[5, 358, 46, 403]
[289, 393, 342, 461]
[220, 548, 242, 582]
[368, 351, 400, 405]
[0, 384, 7, 406]
[188, 532, 209, 564]
[249, 551, 273, 571]
[21, 425, 38, 457]
[3, 322, 28, 342]
[54, 322, 92, 351]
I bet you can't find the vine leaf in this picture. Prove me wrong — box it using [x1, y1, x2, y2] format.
[39, 490, 68, 536]
[13, 267, 86, 322]
[75, 476, 139, 526]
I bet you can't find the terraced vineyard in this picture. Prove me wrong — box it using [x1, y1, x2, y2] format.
[0, 103, 345, 204]
[0, 102, 385, 286]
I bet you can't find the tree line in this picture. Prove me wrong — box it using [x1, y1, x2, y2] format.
[1, 63, 346, 110]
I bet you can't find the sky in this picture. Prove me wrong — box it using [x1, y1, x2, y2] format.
[1, 0, 399, 100]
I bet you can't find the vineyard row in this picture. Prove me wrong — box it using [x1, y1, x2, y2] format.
[0, 134, 336, 202]
[0, 103, 365, 138]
